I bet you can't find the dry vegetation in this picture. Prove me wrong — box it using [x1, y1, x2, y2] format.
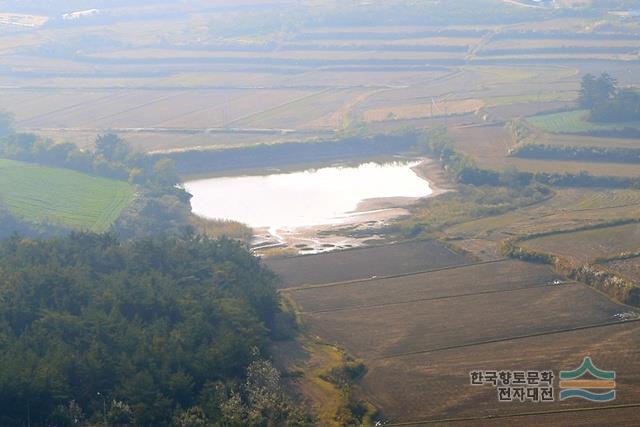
[445, 188, 640, 260]
[523, 223, 640, 263]
[605, 257, 640, 283]
[187, 215, 253, 242]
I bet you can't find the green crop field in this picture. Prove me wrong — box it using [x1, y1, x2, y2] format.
[528, 110, 640, 133]
[0, 159, 135, 232]
[485, 91, 577, 107]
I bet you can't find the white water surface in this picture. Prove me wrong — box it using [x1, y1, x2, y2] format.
[184, 161, 431, 230]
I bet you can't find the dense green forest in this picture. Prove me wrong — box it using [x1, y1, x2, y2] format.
[0, 206, 70, 239]
[0, 233, 308, 426]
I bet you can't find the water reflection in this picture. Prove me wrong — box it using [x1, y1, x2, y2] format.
[184, 161, 431, 230]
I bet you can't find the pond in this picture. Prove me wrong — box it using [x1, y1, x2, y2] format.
[184, 161, 432, 231]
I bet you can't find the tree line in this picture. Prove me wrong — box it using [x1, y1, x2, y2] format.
[510, 143, 640, 164]
[0, 126, 178, 187]
[579, 73, 640, 123]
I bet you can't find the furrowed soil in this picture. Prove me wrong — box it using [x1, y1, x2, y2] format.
[265, 239, 469, 288]
[278, 247, 638, 425]
[363, 321, 640, 424]
[289, 269, 620, 360]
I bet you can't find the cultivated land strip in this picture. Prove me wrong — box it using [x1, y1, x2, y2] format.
[301, 281, 578, 314]
[383, 402, 640, 426]
[280, 259, 505, 291]
[374, 318, 640, 361]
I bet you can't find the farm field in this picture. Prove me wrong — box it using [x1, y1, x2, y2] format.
[0, 159, 134, 231]
[485, 38, 640, 50]
[448, 188, 640, 240]
[523, 222, 640, 262]
[86, 48, 471, 62]
[484, 90, 578, 107]
[362, 98, 484, 122]
[34, 129, 324, 153]
[279, 251, 637, 424]
[444, 187, 640, 261]
[266, 239, 468, 288]
[232, 88, 371, 130]
[292, 273, 619, 360]
[449, 125, 640, 177]
[506, 158, 640, 177]
[527, 110, 640, 134]
[449, 125, 517, 164]
[288, 259, 558, 314]
[4, 4, 640, 156]
[0, 88, 318, 126]
[0, 60, 631, 158]
[536, 133, 640, 149]
[0, 87, 369, 151]
[362, 321, 640, 423]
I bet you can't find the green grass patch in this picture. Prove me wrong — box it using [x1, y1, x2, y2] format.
[528, 110, 640, 134]
[486, 91, 577, 107]
[0, 159, 135, 232]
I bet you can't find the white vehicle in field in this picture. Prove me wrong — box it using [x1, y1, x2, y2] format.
[614, 312, 640, 321]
